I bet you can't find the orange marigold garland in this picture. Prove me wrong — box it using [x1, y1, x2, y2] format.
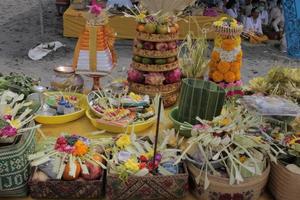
[209, 17, 244, 96]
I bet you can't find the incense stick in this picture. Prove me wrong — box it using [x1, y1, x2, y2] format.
[152, 96, 162, 173]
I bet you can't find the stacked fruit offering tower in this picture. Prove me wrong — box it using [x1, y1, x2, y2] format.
[208, 17, 244, 96]
[126, 0, 195, 107]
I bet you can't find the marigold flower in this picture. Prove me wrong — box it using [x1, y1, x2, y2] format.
[73, 140, 89, 156]
[212, 71, 224, 82]
[230, 62, 241, 73]
[221, 39, 237, 51]
[224, 71, 236, 83]
[211, 51, 220, 62]
[217, 61, 230, 73]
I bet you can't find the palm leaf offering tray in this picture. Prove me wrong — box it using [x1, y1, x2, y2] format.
[34, 92, 87, 124]
[0, 90, 40, 144]
[106, 129, 189, 200]
[27, 133, 111, 199]
[178, 104, 283, 188]
[87, 90, 155, 131]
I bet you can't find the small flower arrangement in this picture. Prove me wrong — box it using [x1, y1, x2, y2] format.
[89, 90, 155, 127]
[263, 121, 300, 167]
[177, 104, 283, 188]
[213, 17, 240, 29]
[108, 129, 184, 181]
[28, 133, 111, 181]
[0, 90, 39, 143]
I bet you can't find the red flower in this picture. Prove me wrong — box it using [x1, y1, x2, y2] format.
[219, 193, 232, 200]
[233, 193, 243, 200]
[139, 162, 147, 169]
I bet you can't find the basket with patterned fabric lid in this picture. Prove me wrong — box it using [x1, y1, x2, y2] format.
[0, 122, 36, 197]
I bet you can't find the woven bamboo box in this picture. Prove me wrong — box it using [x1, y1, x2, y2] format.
[268, 162, 300, 200]
[28, 168, 105, 199]
[106, 163, 189, 200]
[188, 162, 270, 200]
[0, 124, 36, 197]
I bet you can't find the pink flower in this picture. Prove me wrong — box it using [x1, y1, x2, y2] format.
[3, 115, 12, 121]
[0, 126, 17, 137]
[89, 3, 102, 16]
[192, 124, 209, 130]
[164, 69, 181, 84]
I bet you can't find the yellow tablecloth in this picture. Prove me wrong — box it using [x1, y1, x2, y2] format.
[63, 7, 224, 39]
[0, 109, 273, 200]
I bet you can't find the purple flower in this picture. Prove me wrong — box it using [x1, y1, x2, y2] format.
[155, 153, 162, 161]
[0, 126, 17, 137]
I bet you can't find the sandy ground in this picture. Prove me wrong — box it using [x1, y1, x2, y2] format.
[0, 0, 300, 88]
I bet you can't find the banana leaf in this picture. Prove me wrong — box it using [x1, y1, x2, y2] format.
[177, 78, 225, 124]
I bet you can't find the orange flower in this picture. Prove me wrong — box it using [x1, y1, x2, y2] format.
[217, 61, 230, 73]
[230, 62, 241, 73]
[208, 60, 217, 69]
[211, 51, 220, 62]
[221, 39, 237, 51]
[235, 72, 241, 81]
[224, 71, 236, 83]
[73, 140, 89, 156]
[212, 71, 224, 82]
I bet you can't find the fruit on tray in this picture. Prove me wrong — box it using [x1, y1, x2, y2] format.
[144, 23, 157, 34]
[136, 24, 145, 32]
[155, 42, 169, 51]
[145, 72, 165, 85]
[167, 57, 177, 63]
[165, 68, 182, 84]
[63, 161, 81, 181]
[81, 161, 102, 180]
[167, 41, 177, 49]
[142, 57, 153, 64]
[133, 55, 142, 63]
[128, 68, 144, 83]
[156, 24, 168, 34]
[155, 58, 167, 65]
[134, 40, 143, 49]
[143, 41, 155, 50]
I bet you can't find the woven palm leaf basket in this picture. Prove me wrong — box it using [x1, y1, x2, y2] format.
[136, 32, 179, 42]
[268, 161, 300, 200]
[131, 60, 179, 72]
[133, 47, 178, 58]
[0, 121, 36, 197]
[106, 163, 189, 200]
[188, 162, 270, 200]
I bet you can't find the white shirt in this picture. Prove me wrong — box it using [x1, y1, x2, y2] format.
[226, 8, 238, 19]
[260, 10, 269, 25]
[244, 17, 263, 34]
[269, 6, 284, 24]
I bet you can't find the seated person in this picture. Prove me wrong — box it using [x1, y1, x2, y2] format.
[217, 0, 228, 12]
[243, 8, 268, 43]
[225, 0, 238, 19]
[269, 1, 284, 33]
[240, 0, 253, 24]
[258, 0, 268, 25]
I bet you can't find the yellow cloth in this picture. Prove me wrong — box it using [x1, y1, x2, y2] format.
[88, 25, 97, 71]
[63, 7, 225, 39]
